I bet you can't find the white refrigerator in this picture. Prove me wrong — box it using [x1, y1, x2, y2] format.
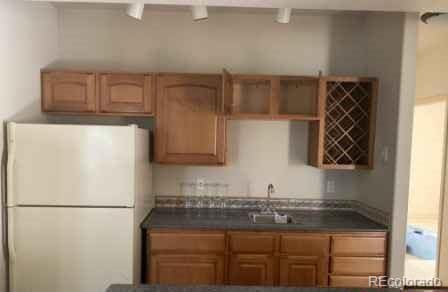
[4, 122, 153, 292]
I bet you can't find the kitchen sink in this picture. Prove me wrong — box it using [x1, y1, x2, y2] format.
[248, 212, 294, 224]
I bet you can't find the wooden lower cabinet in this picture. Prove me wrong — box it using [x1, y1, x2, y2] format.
[150, 254, 224, 285]
[279, 256, 328, 287]
[146, 230, 387, 287]
[228, 254, 274, 286]
[329, 276, 376, 287]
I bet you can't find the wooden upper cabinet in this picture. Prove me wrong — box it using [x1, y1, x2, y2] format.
[223, 69, 320, 121]
[155, 73, 226, 165]
[99, 73, 153, 115]
[308, 76, 378, 170]
[42, 71, 96, 113]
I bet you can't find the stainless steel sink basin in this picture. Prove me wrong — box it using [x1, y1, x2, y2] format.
[248, 212, 294, 224]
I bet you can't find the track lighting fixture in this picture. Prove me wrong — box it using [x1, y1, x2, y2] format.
[276, 8, 292, 24]
[191, 5, 208, 21]
[126, 3, 144, 20]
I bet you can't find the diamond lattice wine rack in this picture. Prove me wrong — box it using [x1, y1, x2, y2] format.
[308, 77, 378, 169]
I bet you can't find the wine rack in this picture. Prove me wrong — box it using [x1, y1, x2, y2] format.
[309, 77, 377, 169]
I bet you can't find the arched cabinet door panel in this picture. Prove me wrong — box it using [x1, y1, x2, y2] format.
[99, 73, 153, 115]
[155, 73, 226, 165]
[42, 71, 96, 113]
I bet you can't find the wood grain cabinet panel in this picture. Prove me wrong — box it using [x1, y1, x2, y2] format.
[280, 234, 329, 256]
[155, 74, 226, 165]
[279, 256, 328, 287]
[229, 233, 276, 253]
[228, 254, 274, 286]
[42, 71, 96, 113]
[329, 275, 377, 287]
[331, 236, 386, 257]
[99, 73, 153, 115]
[150, 254, 224, 285]
[150, 231, 225, 253]
[331, 257, 385, 276]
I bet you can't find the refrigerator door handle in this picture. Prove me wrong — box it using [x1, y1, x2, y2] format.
[7, 208, 16, 292]
[6, 122, 15, 207]
[1, 121, 10, 292]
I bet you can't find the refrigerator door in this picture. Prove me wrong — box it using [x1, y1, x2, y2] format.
[8, 206, 135, 292]
[7, 123, 136, 207]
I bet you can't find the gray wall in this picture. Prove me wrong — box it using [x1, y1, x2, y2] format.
[359, 12, 418, 277]
[0, 1, 59, 291]
[57, 7, 372, 200]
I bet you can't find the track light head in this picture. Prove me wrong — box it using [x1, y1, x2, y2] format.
[126, 3, 144, 20]
[276, 8, 292, 24]
[191, 5, 208, 21]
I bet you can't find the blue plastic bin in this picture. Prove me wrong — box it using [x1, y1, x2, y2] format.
[406, 226, 437, 260]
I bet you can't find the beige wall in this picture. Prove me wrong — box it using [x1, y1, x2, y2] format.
[57, 7, 372, 200]
[358, 12, 408, 214]
[416, 17, 448, 99]
[0, 1, 59, 291]
[415, 15, 448, 282]
[408, 99, 446, 222]
[358, 12, 419, 277]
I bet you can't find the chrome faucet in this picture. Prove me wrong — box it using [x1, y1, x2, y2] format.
[264, 184, 275, 213]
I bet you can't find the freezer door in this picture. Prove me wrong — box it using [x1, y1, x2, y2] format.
[7, 123, 136, 207]
[8, 207, 135, 292]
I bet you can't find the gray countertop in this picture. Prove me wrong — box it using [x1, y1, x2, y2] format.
[141, 208, 388, 232]
[107, 285, 399, 292]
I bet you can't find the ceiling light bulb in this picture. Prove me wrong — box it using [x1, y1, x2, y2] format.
[126, 3, 144, 20]
[191, 5, 208, 21]
[276, 8, 292, 24]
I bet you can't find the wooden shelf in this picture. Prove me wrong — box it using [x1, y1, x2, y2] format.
[230, 75, 273, 115]
[224, 71, 320, 121]
[278, 77, 319, 118]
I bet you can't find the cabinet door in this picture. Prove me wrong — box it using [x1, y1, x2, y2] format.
[279, 256, 328, 287]
[42, 71, 96, 113]
[228, 254, 274, 286]
[155, 74, 226, 165]
[150, 254, 224, 285]
[99, 73, 153, 115]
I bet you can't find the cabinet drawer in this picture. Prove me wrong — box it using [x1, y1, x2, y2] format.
[150, 231, 225, 253]
[280, 234, 329, 256]
[331, 257, 385, 275]
[229, 233, 276, 253]
[330, 275, 379, 287]
[331, 236, 386, 256]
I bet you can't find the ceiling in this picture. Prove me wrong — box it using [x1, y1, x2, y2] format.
[26, 0, 448, 13]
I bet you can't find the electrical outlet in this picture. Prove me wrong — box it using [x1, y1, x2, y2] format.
[196, 178, 205, 191]
[326, 180, 336, 193]
[381, 146, 390, 164]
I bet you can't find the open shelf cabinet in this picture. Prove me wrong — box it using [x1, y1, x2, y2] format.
[223, 69, 320, 120]
[308, 76, 378, 169]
